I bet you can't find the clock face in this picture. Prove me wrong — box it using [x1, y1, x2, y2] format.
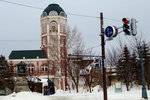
[50, 21, 57, 32]
[52, 26, 56, 32]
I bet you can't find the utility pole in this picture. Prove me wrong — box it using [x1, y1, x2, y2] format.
[138, 46, 148, 99]
[100, 12, 108, 100]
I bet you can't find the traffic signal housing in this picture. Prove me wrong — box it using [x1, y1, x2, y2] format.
[93, 58, 101, 68]
[131, 18, 137, 36]
[122, 18, 131, 35]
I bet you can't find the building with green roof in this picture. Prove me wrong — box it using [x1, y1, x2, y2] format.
[9, 50, 47, 59]
[8, 3, 68, 91]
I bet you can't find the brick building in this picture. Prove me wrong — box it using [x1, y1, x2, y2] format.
[8, 3, 67, 90]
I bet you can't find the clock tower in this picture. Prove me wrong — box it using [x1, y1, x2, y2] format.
[41, 4, 67, 90]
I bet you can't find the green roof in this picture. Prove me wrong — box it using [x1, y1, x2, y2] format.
[9, 50, 47, 59]
[43, 4, 65, 15]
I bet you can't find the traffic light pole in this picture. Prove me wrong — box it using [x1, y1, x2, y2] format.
[100, 12, 108, 100]
[138, 46, 148, 99]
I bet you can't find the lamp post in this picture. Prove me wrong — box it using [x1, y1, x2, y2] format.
[138, 46, 148, 99]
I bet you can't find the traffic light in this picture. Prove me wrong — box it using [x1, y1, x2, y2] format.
[122, 18, 130, 35]
[131, 18, 137, 36]
[94, 59, 99, 67]
[93, 58, 101, 68]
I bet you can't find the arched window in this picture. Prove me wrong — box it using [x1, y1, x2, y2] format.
[42, 12, 47, 17]
[41, 64, 48, 72]
[49, 21, 58, 32]
[28, 64, 35, 73]
[42, 37, 47, 47]
[49, 11, 58, 16]
[60, 12, 67, 17]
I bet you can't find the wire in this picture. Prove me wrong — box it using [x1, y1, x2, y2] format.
[0, 40, 40, 41]
[0, 0, 121, 22]
[104, 17, 121, 22]
[85, 44, 100, 50]
[0, 0, 43, 10]
[67, 13, 99, 19]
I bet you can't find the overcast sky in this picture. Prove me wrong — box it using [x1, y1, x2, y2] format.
[0, 0, 150, 58]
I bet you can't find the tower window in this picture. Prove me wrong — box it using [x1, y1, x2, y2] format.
[42, 12, 47, 17]
[60, 25, 66, 33]
[60, 12, 66, 17]
[42, 37, 47, 47]
[49, 11, 58, 16]
[42, 24, 47, 33]
[60, 38, 66, 45]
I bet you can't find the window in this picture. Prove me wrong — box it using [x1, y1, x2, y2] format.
[49, 11, 58, 16]
[41, 64, 48, 72]
[42, 24, 47, 33]
[60, 25, 66, 33]
[60, 38, 65, 45]
[60, 25, 63, 33]
[42, 12, 47, 17]
[42, 37, 47, 47]
[28, 64, 35, 73]
[60, 12, 67, 17]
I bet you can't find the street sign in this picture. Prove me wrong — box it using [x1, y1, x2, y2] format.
[105, 26, 118, 38]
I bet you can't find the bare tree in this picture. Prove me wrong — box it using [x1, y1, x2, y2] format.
[106, 47, 121, 86]
[129, 33, 145, 53]
[67, 26, 86, 92]
[47, 34, 67, 89]
[106, 37, 125, 86]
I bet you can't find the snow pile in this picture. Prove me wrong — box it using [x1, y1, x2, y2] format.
[0, 92, 48, 100]
[0, 86, 149, 100]
[55, 89, 65, 94]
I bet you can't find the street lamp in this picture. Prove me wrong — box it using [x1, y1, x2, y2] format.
[137, 46, 148, 99]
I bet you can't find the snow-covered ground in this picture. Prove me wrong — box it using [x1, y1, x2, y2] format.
[0, 85, 149, 100]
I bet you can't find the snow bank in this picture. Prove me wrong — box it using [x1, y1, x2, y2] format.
[0, 86, 149, 100]
[0, 92, 47, 100]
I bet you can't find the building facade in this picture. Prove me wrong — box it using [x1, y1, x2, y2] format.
[8, 4, 67, 91]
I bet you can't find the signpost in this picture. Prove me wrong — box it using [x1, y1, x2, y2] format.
[105, 26, 118, 39]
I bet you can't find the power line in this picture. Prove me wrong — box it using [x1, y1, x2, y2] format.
[0, 0, 121, 22]
[0, 40, 40, 41]
[0, 0, 43, 10]
[104, 17, 121, 22]
[85, 44, 100, 50]
[67, 13, 99, 19]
